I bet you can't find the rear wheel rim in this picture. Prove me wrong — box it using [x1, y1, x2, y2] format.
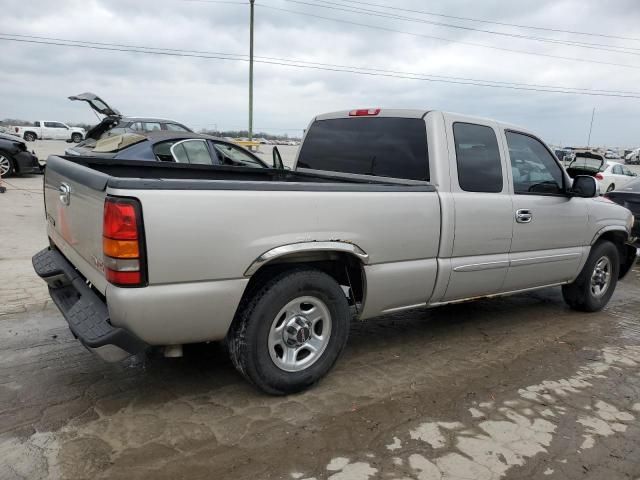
[268, 296, 332, 372]
[590, 256, 612, 297]
[0, 155, 11, 176]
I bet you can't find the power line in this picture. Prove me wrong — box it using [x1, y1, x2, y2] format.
[333, 0, 640, 43]
[1, 34, 640, 98]
[256, 3, 640, 70]
[280, 0, 640, 56]
[8, 32, 640, 95]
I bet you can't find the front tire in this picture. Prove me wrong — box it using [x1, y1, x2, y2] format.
[227, 269, 350, 395]
[562, 240, 619, 312]
[0, 153, 15, 177]
[71, 133, 83, 143]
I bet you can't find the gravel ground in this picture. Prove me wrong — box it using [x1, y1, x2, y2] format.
[1, 146, 640, 480]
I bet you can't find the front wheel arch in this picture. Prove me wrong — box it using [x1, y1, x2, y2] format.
[592, 229, 631, 279]
[0, 151, 16, 176]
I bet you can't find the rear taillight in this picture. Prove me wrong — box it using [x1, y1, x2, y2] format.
[595, 173, 604, 180]
[103, 197, 146, 287]
[349, 108, 381, 116]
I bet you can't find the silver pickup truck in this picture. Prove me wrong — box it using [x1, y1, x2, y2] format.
[33, 109, 637, 395]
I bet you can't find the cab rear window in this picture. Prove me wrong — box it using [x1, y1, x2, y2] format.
[297, 117, 429, 181]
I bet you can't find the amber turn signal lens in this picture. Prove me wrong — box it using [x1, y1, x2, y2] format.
[103, 237, 139, 258]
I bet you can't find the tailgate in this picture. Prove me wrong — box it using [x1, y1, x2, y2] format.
[44, 156, 110, 294]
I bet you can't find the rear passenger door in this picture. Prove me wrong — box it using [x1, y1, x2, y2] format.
[441, 117, 513, 302]
[502, 130, 588, 291]
[42, 122, 58, 140]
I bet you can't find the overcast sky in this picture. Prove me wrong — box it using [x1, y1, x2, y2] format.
[1, 0, 639, 146]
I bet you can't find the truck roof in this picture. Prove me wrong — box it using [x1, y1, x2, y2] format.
[313, 108, 530, 135]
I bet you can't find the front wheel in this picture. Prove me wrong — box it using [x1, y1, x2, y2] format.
[0, 153, 15, 177]
[562, 240, 619, 312]
[71, 133, 83, 143]
[227, 269, 350, 395]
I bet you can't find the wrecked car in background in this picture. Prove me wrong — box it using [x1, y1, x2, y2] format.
[65, 92, 193, 156]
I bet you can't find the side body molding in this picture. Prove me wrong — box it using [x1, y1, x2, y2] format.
[244, 241, 370, 276]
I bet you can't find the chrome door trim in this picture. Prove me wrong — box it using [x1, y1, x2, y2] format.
[509, 252, 581, 267]
[453, 260, 510, 272]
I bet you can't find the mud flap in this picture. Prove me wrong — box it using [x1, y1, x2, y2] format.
[619, 244, 639, 280]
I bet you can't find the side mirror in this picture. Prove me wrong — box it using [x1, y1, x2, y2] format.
[272, 146, 284, 170]
[571, 175, 598, 198]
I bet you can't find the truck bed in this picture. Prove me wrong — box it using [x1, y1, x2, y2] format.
[51, 155, 435, 191]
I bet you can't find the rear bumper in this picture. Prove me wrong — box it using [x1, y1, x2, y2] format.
[32, 247, 148, 361]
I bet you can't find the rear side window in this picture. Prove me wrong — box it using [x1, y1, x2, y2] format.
[165, 123, 189, 132]
[172, 140, 214, 165]
[453, 123, 503, 193]
[297, 117, 429, 181]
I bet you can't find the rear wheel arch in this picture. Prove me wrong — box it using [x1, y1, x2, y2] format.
[23, 131, 37, 141]
[240, 249, 367, 309]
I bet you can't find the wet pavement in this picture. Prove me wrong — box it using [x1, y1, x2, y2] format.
[1, 175, 640, 479]
[1, 265, 639, 479]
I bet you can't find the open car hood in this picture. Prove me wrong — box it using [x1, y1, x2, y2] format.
[69, 92, 121, 117]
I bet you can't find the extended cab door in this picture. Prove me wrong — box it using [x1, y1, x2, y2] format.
[43, 122, 67, 140]
[501, 130, 588, 291]
[439, 116, 514, 302]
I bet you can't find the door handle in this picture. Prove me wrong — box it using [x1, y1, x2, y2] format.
[515, 209, 533, 223]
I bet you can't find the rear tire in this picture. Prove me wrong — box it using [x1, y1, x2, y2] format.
[23, 132, 36, 142]
[227, 268, 350, 395]
[0, 153, 15, 177]
[562, 240, 619, 312]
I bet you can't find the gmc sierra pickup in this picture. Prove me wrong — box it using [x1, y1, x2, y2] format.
[33, 109, 637, 395]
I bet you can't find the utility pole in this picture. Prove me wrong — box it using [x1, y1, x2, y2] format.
[248, 0, 255, 141]
[587, 107, 595, 147]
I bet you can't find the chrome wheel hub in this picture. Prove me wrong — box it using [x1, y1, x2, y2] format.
[283, 316, 312, 347]
[590, 256, 611, 297]
[268, 296, 332, 372]
[0, 155, 10, 176]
